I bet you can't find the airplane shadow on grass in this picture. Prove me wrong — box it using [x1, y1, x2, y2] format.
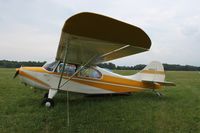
[53, 91, 175, 107]
[15, 89, 175, 109]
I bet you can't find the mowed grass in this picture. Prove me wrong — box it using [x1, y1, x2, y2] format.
[0, 68, 200, 133]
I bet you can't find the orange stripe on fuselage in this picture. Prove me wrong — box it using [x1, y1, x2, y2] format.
[102, 75, 159, 89]
[22, 67, 70, 77]
[140, 70, 165, 75]
[71, 75, 161, 92]
[19, 70, 50, 88]
[72, 78, 144, 93]
[22, 67, 51, 73]
[22, 67, 161, 92]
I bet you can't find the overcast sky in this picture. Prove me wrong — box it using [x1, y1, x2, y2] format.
[0, 0, 199, 66]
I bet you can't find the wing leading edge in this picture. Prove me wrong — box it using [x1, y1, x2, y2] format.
[56, 12, 151, 65]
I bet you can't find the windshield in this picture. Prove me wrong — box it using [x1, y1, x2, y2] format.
[43, 61, 59, 72]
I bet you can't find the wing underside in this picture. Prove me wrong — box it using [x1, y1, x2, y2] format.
[56, 12, 151, 65]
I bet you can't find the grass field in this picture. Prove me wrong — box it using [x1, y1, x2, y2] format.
[0, 68, 200, 133]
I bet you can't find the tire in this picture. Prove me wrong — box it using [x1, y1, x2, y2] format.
[42, 98, 54, 107]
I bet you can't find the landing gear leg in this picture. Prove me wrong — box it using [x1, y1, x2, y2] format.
[42, 89, 58, 107]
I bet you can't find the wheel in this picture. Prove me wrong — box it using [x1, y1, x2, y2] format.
[43, 92, 48, 98]
[42, 98, 54, 107]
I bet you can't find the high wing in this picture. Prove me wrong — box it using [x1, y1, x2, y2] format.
[56, 12, 151, 65]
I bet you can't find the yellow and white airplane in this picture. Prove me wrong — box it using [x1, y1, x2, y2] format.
[14, 12, 175, 107]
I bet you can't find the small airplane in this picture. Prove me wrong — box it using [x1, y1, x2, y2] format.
[14, 12, 175, 107]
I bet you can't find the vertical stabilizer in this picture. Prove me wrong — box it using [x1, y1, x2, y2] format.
[130, 61, 165, 82]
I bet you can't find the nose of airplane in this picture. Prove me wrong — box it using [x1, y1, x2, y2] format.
[13, 67, 21, 79]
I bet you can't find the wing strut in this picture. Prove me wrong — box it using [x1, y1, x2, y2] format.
[58, 54, 97, 89]
[56, 39, 70, 127]
[56, 39, 97, 127]
[57, 42, 69, 90]
[58, 54, 96, 127]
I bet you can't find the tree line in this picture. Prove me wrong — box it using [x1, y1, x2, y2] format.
[98, 62, 200, 71]
[0, 60, 46, 68]
[0, 60, 199, 71]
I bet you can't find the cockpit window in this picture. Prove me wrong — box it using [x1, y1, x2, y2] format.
[78, 67, 102, 79]
[43, 61, 59, 72]
[43, 61, 101, 79]
[56, 63, 76, 76]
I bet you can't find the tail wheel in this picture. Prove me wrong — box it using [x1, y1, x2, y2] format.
[42, 98, 54, 107]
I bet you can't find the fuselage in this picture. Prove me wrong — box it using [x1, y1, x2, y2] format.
[17, 65, 161, 94]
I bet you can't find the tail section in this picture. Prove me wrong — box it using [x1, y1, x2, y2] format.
[130, 61, 175, 86]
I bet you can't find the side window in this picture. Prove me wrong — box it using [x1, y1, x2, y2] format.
[57, 63, 76, 76]
[79, 67, 101, 79]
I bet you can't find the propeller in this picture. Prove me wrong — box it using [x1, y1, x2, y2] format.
[13, 69, 19, 79]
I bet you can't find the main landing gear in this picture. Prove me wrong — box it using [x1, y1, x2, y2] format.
[42, 89, 58, 107]
[42, 98, 54, 107]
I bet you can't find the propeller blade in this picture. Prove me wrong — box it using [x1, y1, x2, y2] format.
[13, 70, 19, 79]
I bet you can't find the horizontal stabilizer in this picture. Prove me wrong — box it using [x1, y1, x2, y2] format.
[142, 80, 176, 86]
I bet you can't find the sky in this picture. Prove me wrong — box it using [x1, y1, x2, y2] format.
[0, 0, 199, 66]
